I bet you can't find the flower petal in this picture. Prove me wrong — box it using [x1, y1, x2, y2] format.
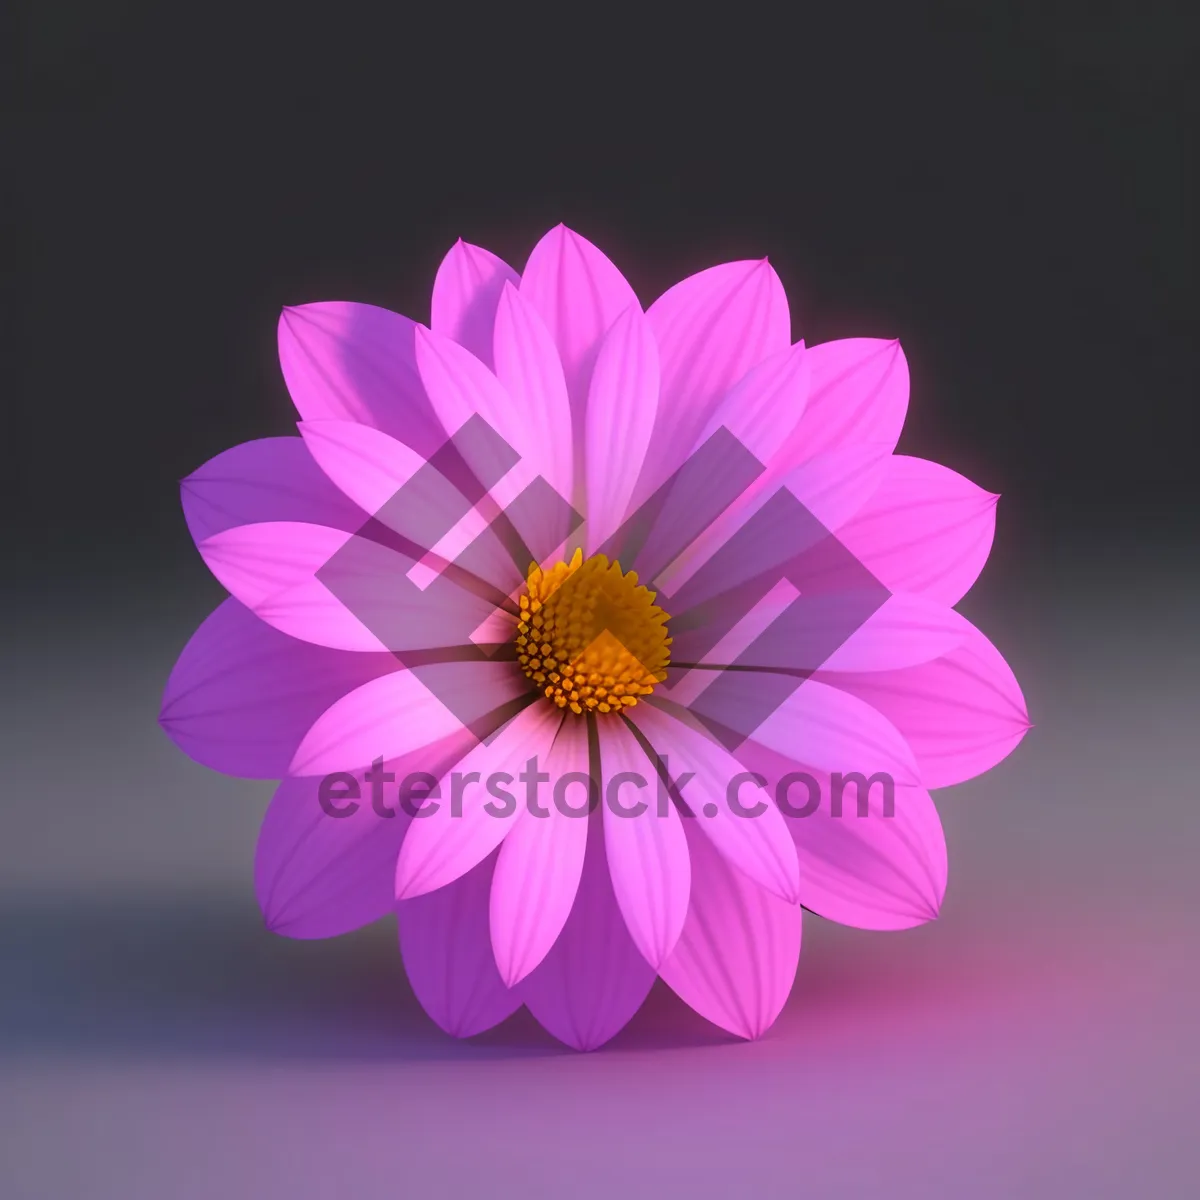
[820, 594, 970, 672]
[255, 728, 474, 938]
[489, 717, 590, 985]
[628, 705, 800, 903]
[296, 419, 425, 522]
[816, 620, 1030, 789]
[784, 337, 908, 461]
[584, 304, 659, 549]
[415, 323, 578, 570]
[430, 239, 519, 369]
[159, 597, 396, 779]
[746, 678, 922, 787]
[832, 455, 999, 605]
[289, 662, 526, 777]
[738, 739, 947, 930]
[779, 440, 893, 534]
[518, 807, 656, 1050]
[197, 522, 382, 648]
[659, 819, 802, 1040]
[278, 302, 446, 457]
[492, 282, 574, 509]
[196, 522, 340, 611]
[654, 440, 892, 600]
[415, 323, 522, 452]
[394, 702, 564, 899]
[714, 592, 971, 676]
[642, 258, 790, 493]
[298, 417, 522, 593]
[694, 340, 811, 466]
[256, 777, 405, 938]
[598, 718, 691, 968]
[198, 520, 497, 653]
[181, 437, 366, 544]
[398, 851, 522, 1037]
[518, 224, 639, 418]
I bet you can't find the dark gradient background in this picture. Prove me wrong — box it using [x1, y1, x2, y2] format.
[6, 5, 1197, 1197]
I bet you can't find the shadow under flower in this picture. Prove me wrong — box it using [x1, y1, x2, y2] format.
[0, 889, 738, 1063]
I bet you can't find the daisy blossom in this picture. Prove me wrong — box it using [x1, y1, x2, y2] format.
[161, 225, 1029, 1049]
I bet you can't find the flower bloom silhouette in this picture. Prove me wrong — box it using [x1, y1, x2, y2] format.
[161, 226, 1029, 1049]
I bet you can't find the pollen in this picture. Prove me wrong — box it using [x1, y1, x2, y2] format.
[515, 548, 671, 716]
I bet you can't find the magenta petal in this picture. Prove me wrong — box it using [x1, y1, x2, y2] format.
[489, 717, 590, 986]
[290, 662, 525, 777]
[834, 455, 999, 605]
[256, 777, 407, 938]
[815, 593, 971, 673]
[656, 439, 891, 599]
[414, 322, 556, 512]
[160, 598, 396, 779]
[739, 738, 948, 930]
[598, 719, 691, 968]
[583, 304, 659, 548]
[644, 258, 790, 489]
[278, 302, 447, 458]
[659, 821, 802, 1041]
[518, 809, 657, 1051]
[694, 340, 810, 466]
[793, 778, 947, 930]
[198, 520, 496, 653]
[395, 703, 563, 900]
[778, 439, 892, 533]
[430, 239, 519, 369]
[650, 341, 816, 596]
[298, 418, 526, 598]
[785, 337, 909, 461]
[491, 282, 574, 507]
[198, 522, 392, 651]
[648, 352, 895, 593]
[627, 705, 800, 904]
[297, 420, 424, 522]
[518, 224, 639, 418]
[181, 437, 366, 544]
[255, 728, 472, 938]
[750, 678, 922, 788]
[816, 620, 1030, 789]
[398, 851, 522, 1038]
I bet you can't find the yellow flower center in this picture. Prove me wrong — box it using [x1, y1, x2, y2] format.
[516, 549, 672, 715]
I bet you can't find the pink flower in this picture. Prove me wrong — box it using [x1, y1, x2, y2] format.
[161, 225, 1029, 1050]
